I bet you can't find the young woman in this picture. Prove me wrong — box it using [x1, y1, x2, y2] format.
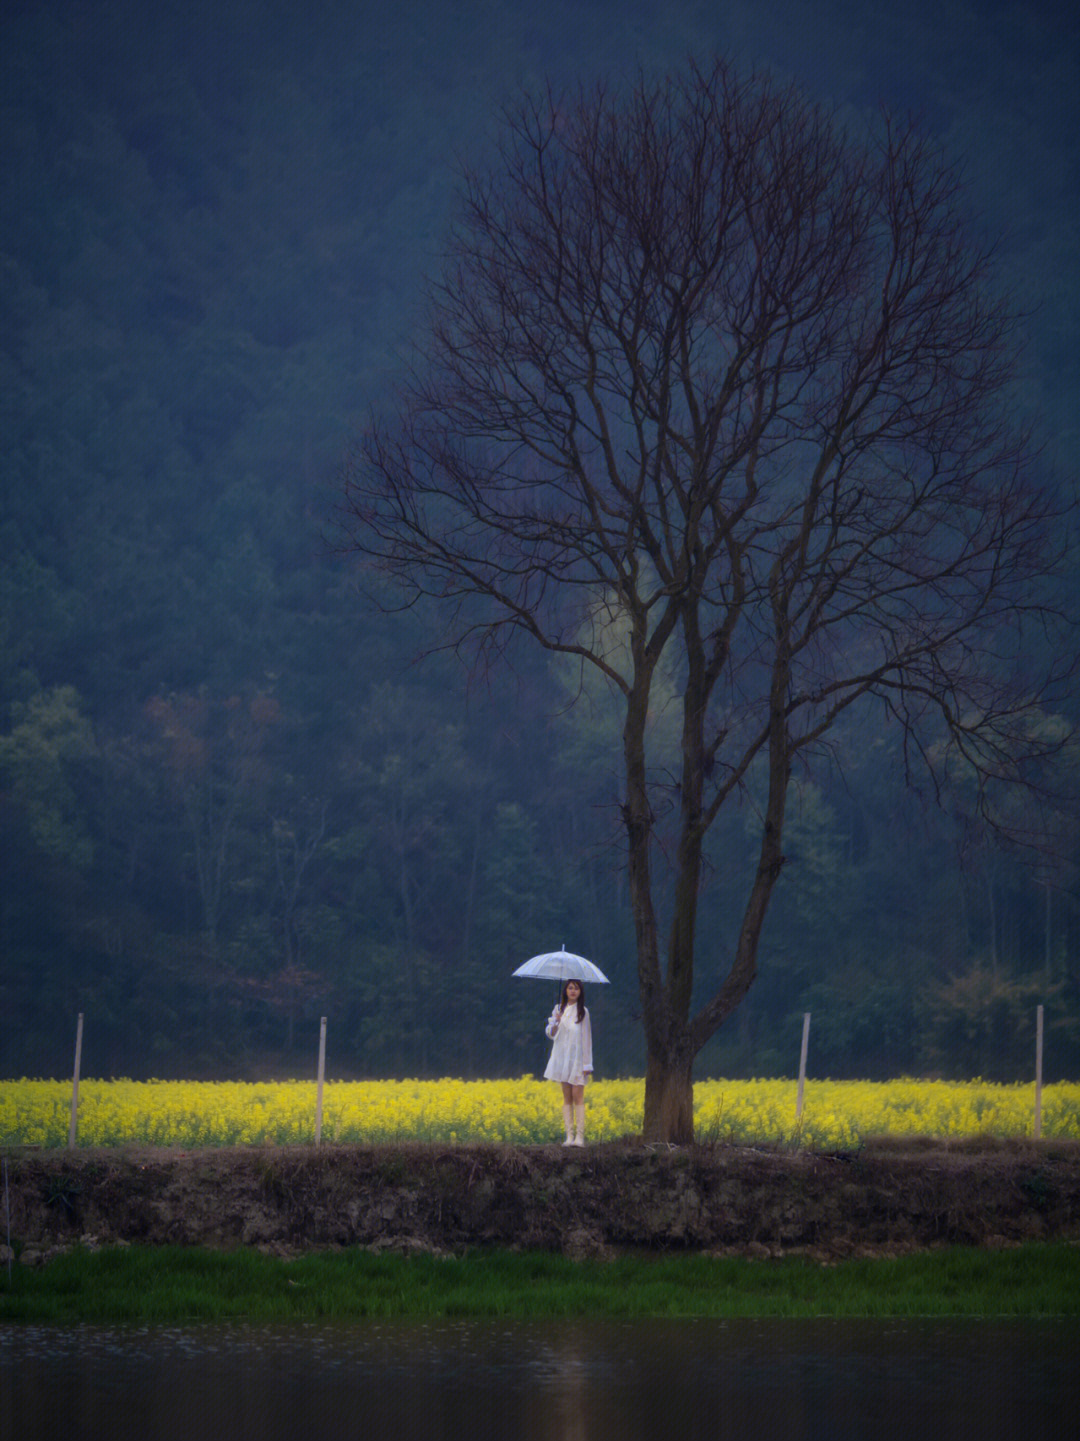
[543, 978, 593, 1146]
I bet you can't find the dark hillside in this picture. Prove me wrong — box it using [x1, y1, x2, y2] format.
[2, 0, 1078, 1084]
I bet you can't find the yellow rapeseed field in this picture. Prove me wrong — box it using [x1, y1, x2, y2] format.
[1, 1076, 1078, 1149]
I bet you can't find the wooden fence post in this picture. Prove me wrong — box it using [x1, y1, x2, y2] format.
[4, 1156, 11, 1283]
[68, 1012, 83, 1151]
[796, 1012, 811, 1122]
[315, 1015, 327, 1145]
[1034, 1004, 1044, 1140]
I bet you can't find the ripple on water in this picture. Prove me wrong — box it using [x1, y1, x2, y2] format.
[2, 1318, 1078, 1441]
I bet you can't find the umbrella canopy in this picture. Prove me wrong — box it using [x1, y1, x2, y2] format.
[513, 946, 610, 985]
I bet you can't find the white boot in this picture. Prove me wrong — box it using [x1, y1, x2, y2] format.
[572, 1103, 586, 1146]
[561, 1103, 574, 1145]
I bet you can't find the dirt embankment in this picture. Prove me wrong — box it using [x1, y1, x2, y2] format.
[4, 1138, 1080, 1265]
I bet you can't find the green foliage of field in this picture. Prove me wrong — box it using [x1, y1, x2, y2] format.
[3, 1243, 1079, 1324]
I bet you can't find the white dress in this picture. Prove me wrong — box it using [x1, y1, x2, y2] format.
[543, 1004, 593, 1084]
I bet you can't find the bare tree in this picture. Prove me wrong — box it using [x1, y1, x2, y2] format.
[341, 60, 1073, 1141]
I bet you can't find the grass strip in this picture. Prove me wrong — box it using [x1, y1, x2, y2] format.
[2, 1242, 1078, 1324]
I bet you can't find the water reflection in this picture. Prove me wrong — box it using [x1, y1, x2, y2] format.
[2, 1317, 1077, 1441]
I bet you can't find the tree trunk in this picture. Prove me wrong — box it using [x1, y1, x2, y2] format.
[642, 1049, 695, 1144]
[623, 670, 664, 1048]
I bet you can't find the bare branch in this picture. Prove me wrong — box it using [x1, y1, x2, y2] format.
[338, 57, 1076, 1140]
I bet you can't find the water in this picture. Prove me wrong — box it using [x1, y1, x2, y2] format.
[2, 1317, 1077, 1440]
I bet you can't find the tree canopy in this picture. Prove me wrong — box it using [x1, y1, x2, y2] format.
[343, 61, 1076, 1138]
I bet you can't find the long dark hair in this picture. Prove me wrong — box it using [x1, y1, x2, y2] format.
[559, 980, 586, 1022]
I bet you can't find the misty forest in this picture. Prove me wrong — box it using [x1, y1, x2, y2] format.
[3, 0, 1078, 1094]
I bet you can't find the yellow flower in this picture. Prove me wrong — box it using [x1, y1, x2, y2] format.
[3, 1075, 1077, 1148]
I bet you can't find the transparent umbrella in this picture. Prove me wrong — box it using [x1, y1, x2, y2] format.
[512, 945, 610, 985]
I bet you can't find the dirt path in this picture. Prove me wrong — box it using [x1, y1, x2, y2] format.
[5, 1137, 1080, 1265]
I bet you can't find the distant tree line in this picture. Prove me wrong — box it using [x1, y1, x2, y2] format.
[3, 664, 1076, 1082]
